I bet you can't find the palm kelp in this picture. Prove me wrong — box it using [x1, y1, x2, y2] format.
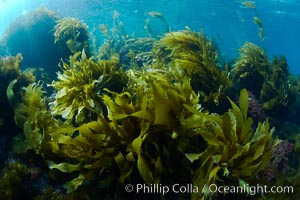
[7, 49, 276, 200]
[0, 12, 300, 200]
[231, 42, 300, 122]
[152, 30, 231, 110]
[0, 54, 35, 135]
[230, 42, 270, 96]
[187, 89, 274, 200]
[49, 51, 127, 124]
[260, 56, 298, 116]
[54, 17, 91, 58]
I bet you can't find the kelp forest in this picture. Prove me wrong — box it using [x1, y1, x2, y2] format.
[0, 7, 300, 200]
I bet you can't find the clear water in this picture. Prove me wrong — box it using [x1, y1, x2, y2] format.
[1, 0, 299, 74]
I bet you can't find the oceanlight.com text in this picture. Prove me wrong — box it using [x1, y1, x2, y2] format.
[124, 183, 294, 196]
[206, 183, 294, 196]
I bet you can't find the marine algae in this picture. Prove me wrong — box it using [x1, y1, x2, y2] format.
[49, 50, 127, 124]
[11, 59, 274, 200]
[152, 29, 231, 107]
[230, 42, 270, 96]
[2, 24, 296, 200]
[54, 17, 90, 57]
[231, 43, 298, 118]
[184, 89, 274, 200]
[0, 54, 35, 135]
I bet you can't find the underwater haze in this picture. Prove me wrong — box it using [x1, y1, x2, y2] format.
[0, 0, 300, 74]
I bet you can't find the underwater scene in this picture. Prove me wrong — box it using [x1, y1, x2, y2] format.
[0, 0, 300, 199]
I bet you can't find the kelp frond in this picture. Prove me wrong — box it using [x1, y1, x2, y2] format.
[230, 42, 270, 95]
[13, 82, 58, 155]
[49, 51, 127, 124]
[152, 29, 231, 105]
[184, 89, 274, 200]
[54, 17, 90, 55]
[153, 30, 218, 77]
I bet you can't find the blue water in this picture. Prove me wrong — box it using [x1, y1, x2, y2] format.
[0, 0, 299, 74]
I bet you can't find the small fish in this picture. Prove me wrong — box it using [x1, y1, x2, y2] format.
[148, 11, 163, 17]
[240, 1, 256, 9]
[258, 27, 265, 42]
[253, 16, 265, 42]
[148, 11, 168, 24]
[146, 11, 171, 34]
[253, 16, 263, 28]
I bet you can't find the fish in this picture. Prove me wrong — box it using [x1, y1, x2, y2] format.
[258, 27, 265, 42]
[253, 16, 265, 42]
[240, 1, 256, 9]
[145, 11, 171, 35]
[148, 11, 167, 24]
[253, 16, 263, 28]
